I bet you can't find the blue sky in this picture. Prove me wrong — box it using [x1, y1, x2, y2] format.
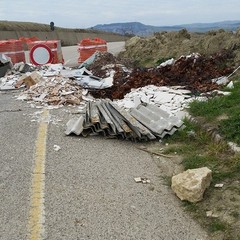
[1, 0, 240, 28]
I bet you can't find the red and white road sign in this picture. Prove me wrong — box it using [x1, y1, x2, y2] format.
[29, 44, 53, 65]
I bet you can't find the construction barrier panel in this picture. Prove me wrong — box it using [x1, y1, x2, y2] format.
[0, 40, 26, 64]
[26, 40, 64, 64]
[19, 36, 40, 44]
[78, 38, 107, 63]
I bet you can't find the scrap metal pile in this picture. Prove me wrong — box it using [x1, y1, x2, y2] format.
[89, 50, 234, 99]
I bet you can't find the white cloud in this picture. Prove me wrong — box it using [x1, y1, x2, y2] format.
[1, 0, 240, 28]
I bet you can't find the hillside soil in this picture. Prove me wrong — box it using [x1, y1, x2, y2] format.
[119, 29, 240, 67]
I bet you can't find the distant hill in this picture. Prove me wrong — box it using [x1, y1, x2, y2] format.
[92, 21, 240, 36]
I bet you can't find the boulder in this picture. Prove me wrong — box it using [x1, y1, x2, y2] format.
[171, 167, 212, 203]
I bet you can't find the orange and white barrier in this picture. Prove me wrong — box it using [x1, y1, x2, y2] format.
[0, 40, 26, 64]
[78, 38, 107, 63]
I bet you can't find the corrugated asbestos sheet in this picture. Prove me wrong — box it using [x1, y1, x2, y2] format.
[65, 100, 184, 141]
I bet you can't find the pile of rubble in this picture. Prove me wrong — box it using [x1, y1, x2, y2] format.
[0, 62, 112, 108]
[17, 75, 84, 106]
[0, 50, 235, 141]
[115, 85, 192, 118]
[91, 51, 233, 99]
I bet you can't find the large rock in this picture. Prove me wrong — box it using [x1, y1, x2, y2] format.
[171, 167, 212, 203]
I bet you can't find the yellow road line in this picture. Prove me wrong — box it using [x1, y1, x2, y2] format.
[28, 109, 49, 240]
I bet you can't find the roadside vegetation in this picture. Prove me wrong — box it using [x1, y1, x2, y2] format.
[160, 76, 240, 240]
[189, 80, 240, 145]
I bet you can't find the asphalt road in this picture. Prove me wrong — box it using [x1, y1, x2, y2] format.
[1, 43, 208, 240]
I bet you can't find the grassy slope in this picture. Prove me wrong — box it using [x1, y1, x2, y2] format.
[162, 77, 240, 240]
[0, 20, 120, 34]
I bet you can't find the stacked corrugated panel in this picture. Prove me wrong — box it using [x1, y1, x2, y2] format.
[65, 100, 184, 141]
[27, 40, 64, 64]
[78, 38, 107, 63]
[0, 40, 25, 64]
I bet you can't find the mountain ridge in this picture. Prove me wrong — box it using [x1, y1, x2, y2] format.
[92, 20, 240, 36]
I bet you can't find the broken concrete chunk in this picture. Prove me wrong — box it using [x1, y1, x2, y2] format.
[19, 63, 31, 73]
[226, 81, 234, 89]
[212, 76, 229, 85]
[19, 71, 42, 88]
[206, 211, 219, 218]
[171, 167, 212, 203]
[214, 183, 224, 188]
[134, 177, 151, 184]
[30, 71, 42, 82]
[15, 79, 24, 88]
[53, 145, 61, 151]
[65, 95, 81, 105]
[22, 75, 36, 88]
[134, 177, 142, 183]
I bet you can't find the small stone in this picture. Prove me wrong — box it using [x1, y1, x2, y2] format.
[206, 211, 213, 217]
[134, 177, 150, 184]
[214, 183, 224, 188]
[53, 145, 61, 151]
[206, 211, 219, 218]
[134, 177, 142, 183]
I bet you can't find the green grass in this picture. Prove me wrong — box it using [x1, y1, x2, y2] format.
[188, 80, 240, 144]
[183, 155, 218, 170]
[182, 201, 200, 213]
[163, 88, 240, 238]
[219, 109, 240, 144]
[164, 117, 238, 183]
[183, 201, 229, 235]
[189, 97, 224, 121]
[208, 219, 227, 232]
[0, 20, 120, 34]
[162, 144, 197, 155]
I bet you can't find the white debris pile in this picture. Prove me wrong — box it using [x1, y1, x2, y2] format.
[0, 74, 20, 90]
[0, 63, 107, 108]
[157, 58, 175, 68]
[17, 75, 84, 107]
[115, 85, 194, 118]
[0, 62, 56, 91]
